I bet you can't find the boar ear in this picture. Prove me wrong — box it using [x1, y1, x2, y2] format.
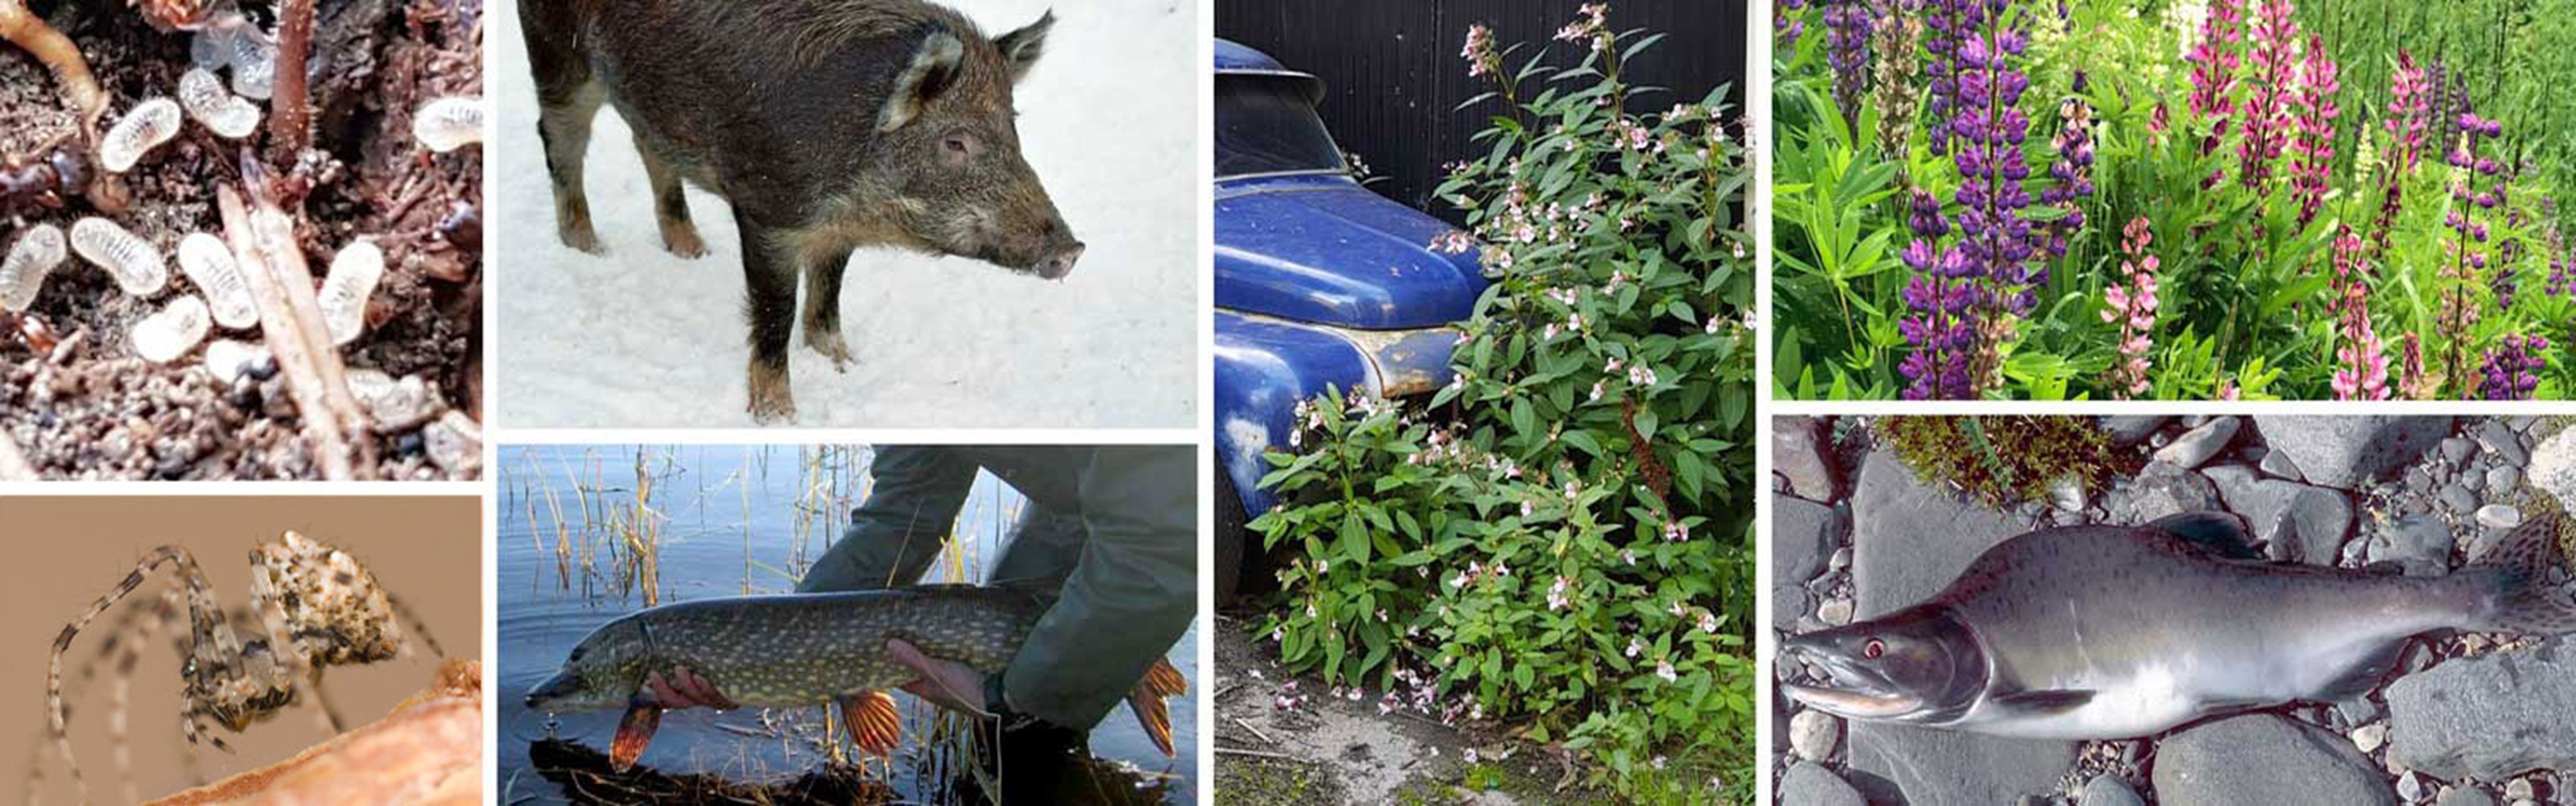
[993, 10, 1055, 85]
[878, 29, 965, 133]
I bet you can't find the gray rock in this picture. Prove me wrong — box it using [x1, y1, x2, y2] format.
[1847, 449, 2069, 805]
[2368, 515, 2455, 576]
[2353, 722, 2388, 754]
[1773, 584, 1810, 630]
[2078, 775, 2145, 806]
[2101, 416, 2169, 446]
[2478, 420, 2531, 467]
[1779, 762, 1866, 806]
[2155, 416, 2241, 469]
[2256, 416, 2454, 490]
[2441, 484, 2480, 516]
[2502, 778, 2533, 801]
[2489, 465, 2522, 494]
[1790, 709, 1841, 761]
[2399, 771, 2426, 802]
[1818, 597, 1853, 626]
[2261, 448, 2309, 481]
[2388, 639, 2576, 779]
[1774, 495, 1843, 587]
[2444, 437, 2481, 466]
[2438, 787, 2497, 806]
[2528, 426, 2576, 515]
[2112, 461, 2222, 523]
[2204, 465, 2352, 565]
[2477, 504, 2524, 530]
[1775, 416, 1839, 501]
[1830, 547, 1852, 571]
[2153, 715, 2396, 806]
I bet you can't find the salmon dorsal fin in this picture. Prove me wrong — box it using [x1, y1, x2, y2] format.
[2142, 510, 2263, 561]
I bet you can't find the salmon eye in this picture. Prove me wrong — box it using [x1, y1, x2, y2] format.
[1863, 639, 1885, 659]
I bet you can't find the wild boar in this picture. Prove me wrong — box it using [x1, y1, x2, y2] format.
[522, 0, 1085, 422]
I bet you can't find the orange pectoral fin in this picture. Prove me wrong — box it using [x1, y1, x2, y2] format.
[1144, 656, 1188, 697]
[610, 699, 662, 772]
[839, 691, 902, 758]
[1126, 683, 1175, 758]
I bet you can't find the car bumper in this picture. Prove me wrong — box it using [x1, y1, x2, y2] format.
[1212, 308, 1460, 515]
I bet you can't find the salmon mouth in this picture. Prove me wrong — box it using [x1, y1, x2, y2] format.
[1781, 682, 1925, 720]
[1778, 638, 1934, 721]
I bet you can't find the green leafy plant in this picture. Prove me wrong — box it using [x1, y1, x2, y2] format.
[1881, 415, 2132, 508]
[1249, 6, 1756, 802]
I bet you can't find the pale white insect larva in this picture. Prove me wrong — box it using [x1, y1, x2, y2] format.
[178, 68, 261, 139]
[411, 96, 484, 153]
[230, 36, 276, 101]
[99, 98, 183, 173]
[201, 339, 271, 384]
[345, 369, 440, 432]
[189, 25, 237, 71]
[131, 295, 211, 364]
[69, 217, 168, 296]
[176, 233, 258, 329]
[1, 224, 68, 312]
[318, 239, 384, 346]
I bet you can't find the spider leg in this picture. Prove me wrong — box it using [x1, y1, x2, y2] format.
[384, 589, 447, 658]
[248, 570, 340, 738]
[48, 547, 210, 805]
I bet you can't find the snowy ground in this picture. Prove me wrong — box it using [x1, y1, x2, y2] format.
[489, 0, 1200, 428]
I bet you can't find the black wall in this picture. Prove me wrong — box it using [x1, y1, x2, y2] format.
[1216, 1, 1748, 221]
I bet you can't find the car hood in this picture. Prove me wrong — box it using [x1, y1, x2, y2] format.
[1215, 174, 1486, 329]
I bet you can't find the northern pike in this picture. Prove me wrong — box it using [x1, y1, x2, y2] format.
[524, 583, 1187, 771]
[1781, 510, 2576, 739]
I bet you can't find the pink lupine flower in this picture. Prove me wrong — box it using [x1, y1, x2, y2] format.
[2185, 0, 2244, 186]
[2386, 50, 2430, 175]
[2102, 217, 2161, 399]
[2288, 33, 2339, 225]
[2328, 226, 2390, 400]
[2236, 0, 2298, 192]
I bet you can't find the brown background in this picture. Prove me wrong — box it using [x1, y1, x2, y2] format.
[2, 495, 481, 804]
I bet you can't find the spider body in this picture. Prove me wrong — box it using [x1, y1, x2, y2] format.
[40, 531, 440, 804]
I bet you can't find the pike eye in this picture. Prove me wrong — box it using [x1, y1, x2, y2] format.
[1863, 639, 1885, 659]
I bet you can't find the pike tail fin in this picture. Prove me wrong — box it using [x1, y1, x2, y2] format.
[2462, 510, 2576, 635]
[1125, 657, 1187, 758]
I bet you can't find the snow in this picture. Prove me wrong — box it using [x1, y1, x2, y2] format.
[489, 0, 1200, 428]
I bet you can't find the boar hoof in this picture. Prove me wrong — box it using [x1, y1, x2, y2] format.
[558, 223, 605, 255]
[746, 360, 796, 423]
[806, 330, 853, 372]
[659, 221, 708, 258]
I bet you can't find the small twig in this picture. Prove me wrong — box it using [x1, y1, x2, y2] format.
[270, 0, 317, 160]
[1214, 746, 1301, 761]
[0, 429, 37, 480]
[1232, 717, 1277, 746]
[216, 165, 378, 480]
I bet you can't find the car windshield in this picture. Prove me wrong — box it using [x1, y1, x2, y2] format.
[1215, 74, 1345, 179]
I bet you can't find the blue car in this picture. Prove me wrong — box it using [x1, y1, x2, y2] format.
[1211, 39, 1488, 600]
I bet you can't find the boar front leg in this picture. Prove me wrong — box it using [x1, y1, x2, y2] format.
[740, 217, 800, 423]
[535, 84, 605, 254]
[800, 250, 856, 371]
[634, 136, 708, 259]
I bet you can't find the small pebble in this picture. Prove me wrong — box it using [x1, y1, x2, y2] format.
[200, 339, 270, 383]
[422, 411, 481, 473]
[1789, 709, 1841, 761]
[1818, 597, 1853, 626]
[2475, 505, 2522, 529]
[345, 369, 441, 432]
[2352, 722, 2388, 754]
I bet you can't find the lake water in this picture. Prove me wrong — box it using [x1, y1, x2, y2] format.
[495, 444, 1199, 804]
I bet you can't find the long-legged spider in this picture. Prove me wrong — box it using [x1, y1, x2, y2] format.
[38, 531, 443, 804]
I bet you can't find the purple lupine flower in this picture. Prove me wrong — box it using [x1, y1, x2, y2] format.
[2498, 208, 2529, 308]
[2288, 33, 2337, 226]
[2397, 333, 2434, 401]
[2185, 0, 2244, 187]
[1950, 0, 2040, 386]
[2101, 217, 2158, 399]
[1778, 0, 1809, 49]
[2236, 0, 2297, 192]
[2039, 96, 2095, 258]
[2476, 335, 2549, 400]
[1823, 0, 1875, 125]
[1868, 0, 1926, 159]
[2442, 112, 2507, 392]
[1922, 0, 1988, 156]
[2329, 225, 2390, 401]
[1898, 188, 1979, 399]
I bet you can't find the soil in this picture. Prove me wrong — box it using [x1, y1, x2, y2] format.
[1212, 611, 1598, 806]
[0, 0, 481, 479]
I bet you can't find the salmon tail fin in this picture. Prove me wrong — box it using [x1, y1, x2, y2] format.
[1125, 657, 1187, 758]
[2463, 510, 2576, 635]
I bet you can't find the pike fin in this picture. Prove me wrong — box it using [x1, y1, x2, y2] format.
[1126, 657, 1187, 758]
[839, 691, 902, 758]
[2144, 511, 2263, 561]
[1987, 688, 2095, 716]
[610, 698, 662, 772]
[2462, 510, 2576, 635]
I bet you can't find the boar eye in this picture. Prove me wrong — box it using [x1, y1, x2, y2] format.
[1863, 639, 1885, 659]
[939, 133, 980, 166]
